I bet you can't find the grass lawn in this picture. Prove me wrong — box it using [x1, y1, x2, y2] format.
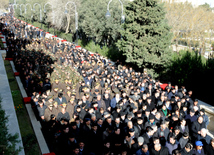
[4, 60, 41, 155]
[0, 38, 4, 49]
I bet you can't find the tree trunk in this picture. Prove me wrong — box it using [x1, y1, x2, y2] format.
[175, 39, 178, 54]
[65, 15, 70, 34]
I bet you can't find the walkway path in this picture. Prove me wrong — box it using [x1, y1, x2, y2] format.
[0, 50, 25, 155]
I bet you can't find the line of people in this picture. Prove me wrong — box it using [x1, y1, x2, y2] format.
[1, 12, 214, 155]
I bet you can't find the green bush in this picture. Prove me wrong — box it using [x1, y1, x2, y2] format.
[159, 50, 214, 105]
[0, 97, 22, 155]
[78, 39, 122, 61]
[177, 39, 200, 48]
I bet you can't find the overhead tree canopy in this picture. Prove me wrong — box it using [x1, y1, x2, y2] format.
[117, 0, 173, 76]
[79, 0, 123, 46]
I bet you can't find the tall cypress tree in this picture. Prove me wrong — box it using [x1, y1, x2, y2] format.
[117, 0, 173, 75]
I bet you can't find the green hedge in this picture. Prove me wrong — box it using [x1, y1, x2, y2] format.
[0, 38, 4, 49]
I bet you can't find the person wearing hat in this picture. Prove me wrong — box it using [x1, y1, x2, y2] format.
[64, 90, 72, 102]
[96, 94, 106, 110]
[53, 101, 61, 117]
[44, 104, 54, 122]
[199, 109, 209, 128]
[193, 141, 205, 155]
[46, 96, 54, 106]
[51, 78, 61, 91]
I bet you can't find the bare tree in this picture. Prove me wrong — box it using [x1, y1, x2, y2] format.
[46, 0, 80, 33]
[0, 0, 9, 11]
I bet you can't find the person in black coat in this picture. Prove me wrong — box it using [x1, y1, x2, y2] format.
[191, 116, 206, 140]
[87, 123, 102, 154]
[205, 138, 214, 155]
[179, 118, 189, 134]
[109, 127, 124, 154]
[142, 126, 154, 145]
[180, 143, 194, 155]
[197, 128, 212, 148]
[150, 143, 169, 155]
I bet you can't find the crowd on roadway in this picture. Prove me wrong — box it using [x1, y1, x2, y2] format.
[1, 11, 214, 155]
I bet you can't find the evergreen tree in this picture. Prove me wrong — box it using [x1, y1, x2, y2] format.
[117, 0, 173, 75]
[79, 0, 122, 46]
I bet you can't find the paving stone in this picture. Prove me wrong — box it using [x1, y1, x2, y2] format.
[0, 53, 25, 155]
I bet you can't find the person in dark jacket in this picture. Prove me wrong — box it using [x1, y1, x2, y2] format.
[180, 143, 193, 155]
[199, 109, 209, 128]
[54, 92, 67, 105]
[136, 144, 150, 155]
[191, 116, 206, 140]
[37, 99, 47, 121]
[179, 119, 189, 134]
[165, 135, 179, 155]
[205, 138, 214, 155]
[185, 110, 197, 126]
[197, 128, 212, 148]
[192, 141, 205, 155]
[56, 108, 70, 122]
[179, 132, 191, 149]
[150, 143, 169, 155]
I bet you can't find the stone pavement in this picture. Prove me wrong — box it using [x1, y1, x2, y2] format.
[0, 51, 25, 155]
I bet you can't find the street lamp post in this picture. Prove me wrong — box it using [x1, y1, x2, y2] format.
[25, 3, 33, 22]
[33, 3, 42, 28]
[44, 2, 55, 35]
[105, 0, 125, 23]
[20, 4, 25, 20]
[13, 4, 20, 16]
[65, 1, 78, 45]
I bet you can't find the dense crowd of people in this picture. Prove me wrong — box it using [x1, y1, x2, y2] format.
[1, 11, 214, 155]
